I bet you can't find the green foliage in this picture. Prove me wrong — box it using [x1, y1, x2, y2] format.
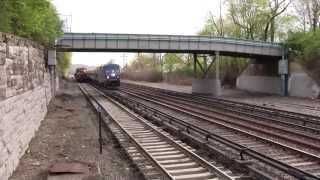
[286, 30, 320, 83]
[57, 52, 72, 78]
[163, 54, 184, 73]
[0, 0, 62, 46]
[122, 54, 163, 82]
[287, 30, 320, 60]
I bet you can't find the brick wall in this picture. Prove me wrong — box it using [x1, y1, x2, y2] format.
[0, 33, 53, 180]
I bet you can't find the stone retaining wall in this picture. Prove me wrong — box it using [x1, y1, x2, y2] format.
[0, 33, 53, 180]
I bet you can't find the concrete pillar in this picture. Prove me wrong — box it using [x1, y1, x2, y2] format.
[49, 66, 56, 96]
[48, 50, 57, 96]
[279, 49, 289, 96]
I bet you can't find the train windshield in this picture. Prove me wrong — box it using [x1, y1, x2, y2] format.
[104, 64, 120, 73]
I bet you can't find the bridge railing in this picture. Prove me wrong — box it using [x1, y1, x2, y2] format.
[58, 33, 282, 48]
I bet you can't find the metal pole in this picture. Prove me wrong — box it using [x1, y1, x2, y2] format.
[285, 48, 289, 96]
[215, 51, 221, 96]
[160, 53, 164, 81]
[203, 56, 208, 78]
[193, 54, 197, 78]
[284, 74, 288, 96]
[215, 51, 220, 82]
[280, 48, 289, 96]
[98, 107, 103, 154]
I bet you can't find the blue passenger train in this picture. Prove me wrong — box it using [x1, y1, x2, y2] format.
[87, 63, 120, 87]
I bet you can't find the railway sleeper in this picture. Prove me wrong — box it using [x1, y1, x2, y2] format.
[82, 85, 262, 180]
[160, 120, 253, 177]
[144, 109, 283, 180]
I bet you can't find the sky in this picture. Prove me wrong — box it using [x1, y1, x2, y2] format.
[52, 0, 222, 67]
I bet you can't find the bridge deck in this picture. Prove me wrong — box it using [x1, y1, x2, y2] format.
[56, 33, 283, 59]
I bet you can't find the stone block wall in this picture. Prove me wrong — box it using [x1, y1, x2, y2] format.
[0, 33, 47, 100]
[0, 33, 53, 180]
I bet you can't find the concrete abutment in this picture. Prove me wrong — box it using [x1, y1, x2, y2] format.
[236, 59, 281, 94]
[236, 60, 319, 98]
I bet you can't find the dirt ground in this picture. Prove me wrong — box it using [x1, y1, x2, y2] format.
[123, 79, 320, 117]
[9, 80, 142, 180]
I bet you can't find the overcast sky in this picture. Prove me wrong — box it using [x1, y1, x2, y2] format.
[52, 0, 222, 67]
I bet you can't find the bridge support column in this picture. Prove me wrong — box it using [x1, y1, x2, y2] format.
[48, 49, 58, 96]
[279, 49, 289, 96]
[191, 52, 221, 96]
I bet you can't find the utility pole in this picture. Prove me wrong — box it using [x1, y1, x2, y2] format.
[121, 53, 127, 69]
[160, 53, 164, 80]
[219, 0, 223, 36]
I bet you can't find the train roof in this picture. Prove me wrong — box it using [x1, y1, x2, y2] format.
[103, 63, 119, 67]
[102, 63, 120, 69]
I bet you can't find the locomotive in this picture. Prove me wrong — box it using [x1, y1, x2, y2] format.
[74, 68, 88, 82]
[87, 63, 120, 87]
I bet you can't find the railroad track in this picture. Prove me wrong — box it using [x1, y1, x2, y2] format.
[120, 85, 320, 153]
[110, 84, 320, 179]
[267, 101, 320, 113]
[121, 82, 320, 130]
[79, 83, 245, 180]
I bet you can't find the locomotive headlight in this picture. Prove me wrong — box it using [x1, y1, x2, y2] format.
[111, 73, 115, 77]
[107, 76, 110, 79]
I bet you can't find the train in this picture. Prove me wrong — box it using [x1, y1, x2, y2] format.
[87, 63, 121, 87]
[74, 68, 89, 82]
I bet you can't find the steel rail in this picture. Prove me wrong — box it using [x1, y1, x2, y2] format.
[121, 86, 320, 148]
[81, 84, 239, 180]
[122, 83, 320, 127]
[122, 84, 320, 135]
[92, 86, 238, 180]
[122, 89, 320, 160]
[79, 84, 174, 180]
[111, 88, 320, 180]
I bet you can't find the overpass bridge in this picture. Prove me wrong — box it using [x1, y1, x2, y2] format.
[56, 33, 284, 59]
[52, 33, 288, 96]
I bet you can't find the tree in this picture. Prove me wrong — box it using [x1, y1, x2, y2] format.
[226, 0, 293, 41]
[163, 54, 184, 73]
[0, 0, 62, 46]
[263, 0, 292, 42]
[57, 52, 72, 78]
[228, 0, 267, 40]
[294, 0, 320, 31]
